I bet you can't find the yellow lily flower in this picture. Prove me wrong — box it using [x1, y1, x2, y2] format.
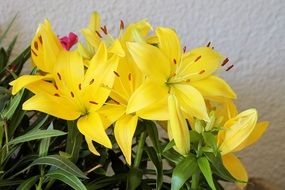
[126, 27, 236, 155]
[11, 43, 119, 155]
[97, 20, 163, 165]
[78, 11, 125, 60]
[10, 19, 63, 94]
[217, 103, 269, 188]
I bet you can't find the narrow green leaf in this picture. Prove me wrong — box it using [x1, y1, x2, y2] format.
[162, 148, 184, 164]
[145, 120, 161, 154]
[0, 14, 17, 45]
[46, 169, 87, 190]
[204, 152, 236, 182]
[8, 129, 66, 145]
[86, 174, 126, 190]
[66, 121, 82, 163]
[30, 155, 88, 179]
[39, 137, 50, 157]
[202, 132, 217, 150]
[2, 90, 23, 119]
[16, 175, 39, 190]
[171, 155, 198, 190]
[127, 167, 143, 190]
[0, 179, 23, 187]
[6, 36, 18, 59]
[190, 130, 202, 144]
[0, 48, 8, 70]
[145, 146, 163, 190]
[162, 140, 175, 152]
[198, 157, 216, 190]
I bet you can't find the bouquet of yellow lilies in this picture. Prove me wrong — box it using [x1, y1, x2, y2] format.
[0, 12, 268, 190]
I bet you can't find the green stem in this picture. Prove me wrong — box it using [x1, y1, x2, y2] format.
[191, 172, 200, 190]
[4, 120, 9, 153]
[133, 131, 147, 169]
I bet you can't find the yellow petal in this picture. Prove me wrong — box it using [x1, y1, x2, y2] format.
[77, 112, 112, 149]
[10, 74, 52, 95]
[114, 114, 138, 165]
[31, 19, 63, 73]
[98, 103, 126, 128]
[87, 11, 101, 32]
[156, 27, 181, 72]
[81, 28, 100, 49]
[126, 80, 168, 114]
[177, 47, 224, 81]
[222, 154, 248, 189]
[122, 19, 152, 43]
[234, 121, 269, 152]
[108, 39, 125, 57]
[23, 94, 81, 120]
[168, 94, 190, 155]
[219, 109, 258, 155]
[191, 76, 237, 101]
[85, 136, 100, 155]
[172, 84, 209, 121]
[137, 95, 169, 121]
[127, 42, 170, 80]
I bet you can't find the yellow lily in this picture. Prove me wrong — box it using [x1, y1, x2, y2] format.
[98, 20, 163, 165]
[78, 11, 125, 60]
[126, 27, 236, 155]
[10, 19, 64, 94]
[11, 42, 119, 155]
[217, 102, 269, 188]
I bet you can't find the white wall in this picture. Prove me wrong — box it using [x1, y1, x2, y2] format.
[0, 0, 284, 188]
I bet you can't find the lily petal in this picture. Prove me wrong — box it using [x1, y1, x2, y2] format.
[178, 47, 224, 81]
[23, 94, 81, 120]
[114, 114, 138, 165]
[10, 74, 52, 95]
[126, 80, 168, 114]
[222, 154, 248, 189]
[234, 121, 269, 152]
[98, 103, 126, 128]
[219, 109, 258, 155]
[191, 75, 237, 101]
[127, 42, 170, 80]
[85, 136, 100, 155]
[137, 95, 169, 121]
[156, 27, 181, 72]
[168, 94, 190, 155]
[77, 112, 112, 149]
[172, 84, 209, 121]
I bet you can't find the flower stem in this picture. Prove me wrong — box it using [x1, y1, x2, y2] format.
[133, 131, 147, 169]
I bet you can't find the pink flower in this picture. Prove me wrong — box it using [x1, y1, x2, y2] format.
[59, 32, 78, 50]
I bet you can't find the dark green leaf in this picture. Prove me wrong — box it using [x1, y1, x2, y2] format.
[204, 153, 236, 182]
[145, 146, 163, 190]
[66, 121, 83, 162]
[171, 155, 198, 190]
[0, 48, 8, 70]
[6, 36, 18, 59]
[162, 140, 175, 152]
[145, 120, 161, 154]
[16, 175, 39, 190]
[30, 155, 87, 179]
[127, 167, 143, 190]
[190, 130, 202, 144]
[1, 90, 23, 120]
[46, 169, 87, 190]
[8, 129, 66, 145]
[0, 179, 23, 187]
[162, 148, 184, 164]
[86, 174, 126, 190]
[198, 157, 216, 190]
[202, 132, 217, 150]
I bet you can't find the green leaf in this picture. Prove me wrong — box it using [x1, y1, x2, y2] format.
[0, 179, 24, 187]
[46, 169, 87, 190]
[6, 36, 18, 59]
[16, 175, 39, 190]
[8, 129, 66, 145]
[127, 167, 143, 190]
[30, 155, 88, 179]
[162, 148, 184, 164]
[66, 121, 83, 163]
[171, 155, 198, 190]
[190, 130, 202, 144]
[198, 157, 216, 190]
[145, 120, 161, 154]
[86, 174, 126, 190]
[1, 90, 23, 120]
[204, 152, 236, 182]
[0, 48, 8, 70]
[145, 146, 163, 190]
[162, 140, 175, 152]
[202, 132, 217, 151]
